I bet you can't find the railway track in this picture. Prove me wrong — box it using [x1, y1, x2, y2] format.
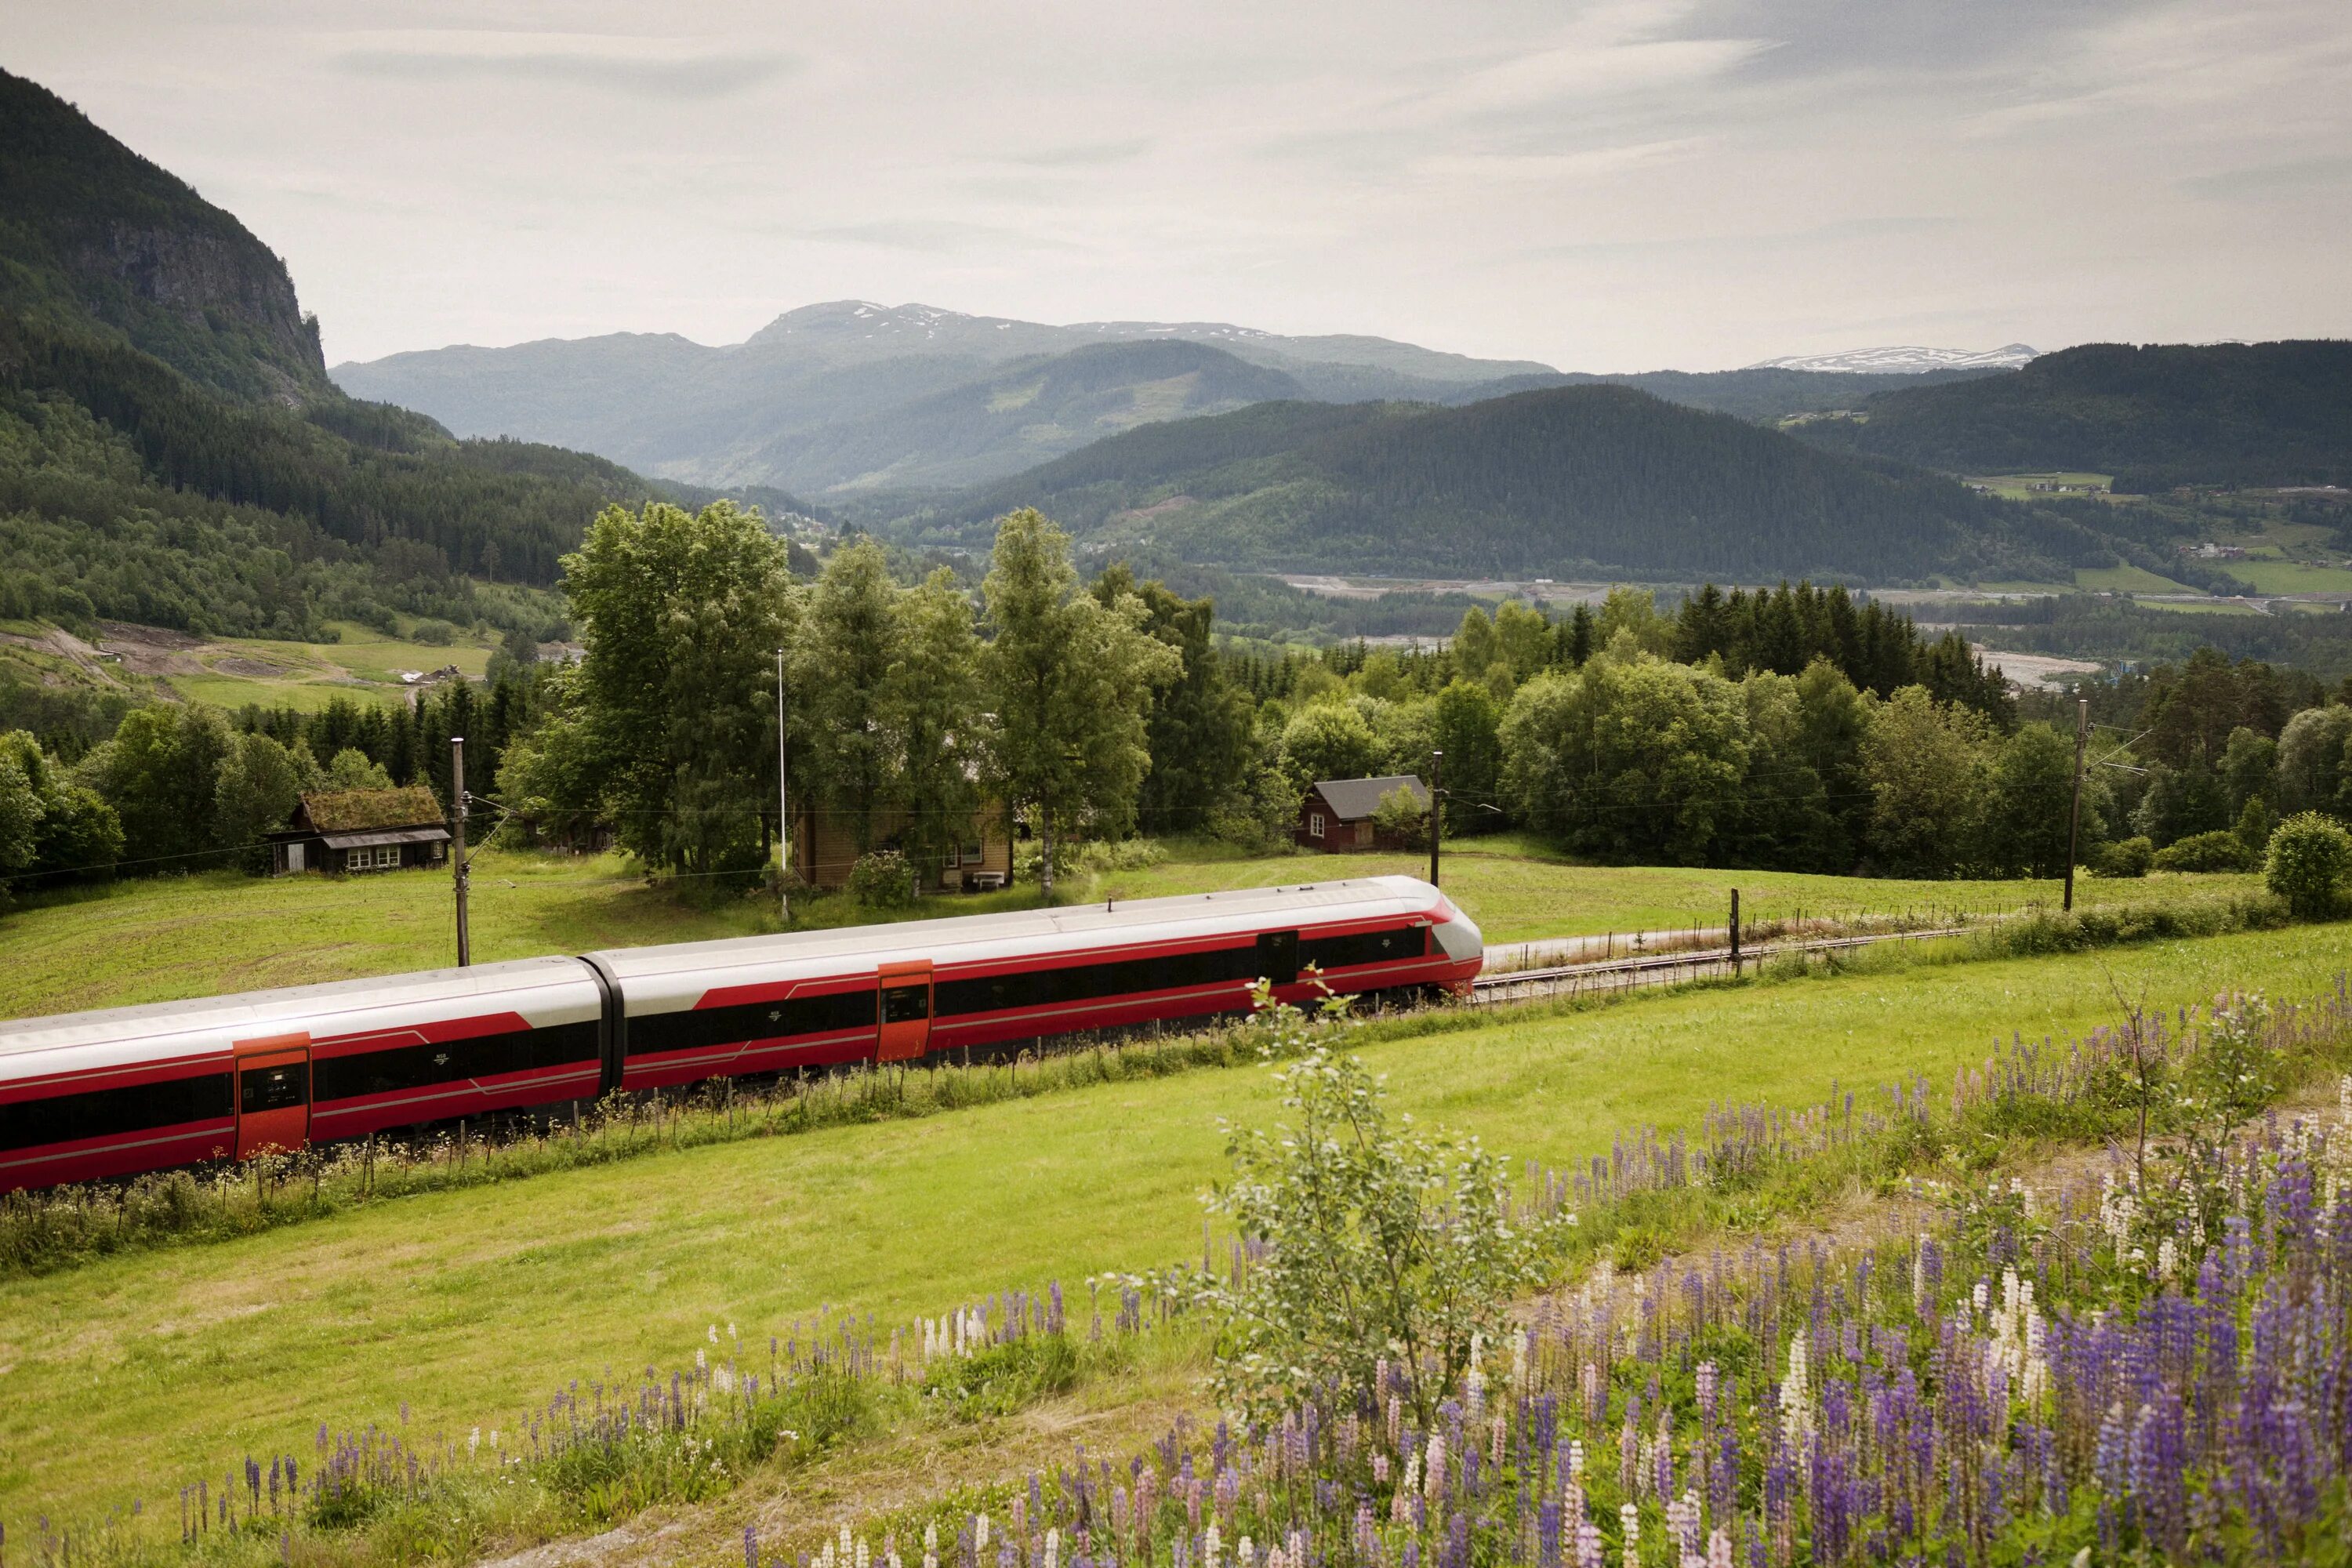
[1470, 923, 1973, 1004]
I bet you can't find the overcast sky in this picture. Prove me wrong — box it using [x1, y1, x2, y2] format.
[9, 0, 2349, 370]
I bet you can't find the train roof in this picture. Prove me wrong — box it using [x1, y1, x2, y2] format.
[0, 955, 593, 1065]
[590, 876, 1450, 984]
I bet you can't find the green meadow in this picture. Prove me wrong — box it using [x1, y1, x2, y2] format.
[0, 923, 2343, 1523]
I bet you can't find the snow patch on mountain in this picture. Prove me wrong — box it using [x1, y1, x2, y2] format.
[1744, 344, 2038, 373]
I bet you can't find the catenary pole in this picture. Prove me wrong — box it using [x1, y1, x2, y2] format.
[1428, 749, 1443, 888]
[790, 648, 800, 926]
[451, 735, 470, 967]
[2063, 697, 2088, 912]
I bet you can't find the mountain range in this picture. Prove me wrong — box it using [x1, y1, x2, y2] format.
[4, 58, 2339, 644]
[332, 307, 2023, 497]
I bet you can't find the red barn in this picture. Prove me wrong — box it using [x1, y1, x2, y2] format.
[1296, 775, 1428, 851]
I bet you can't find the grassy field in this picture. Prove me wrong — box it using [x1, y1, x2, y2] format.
[162, 621, 496, 710]
[0, 838, 2263, 1018]
[0, 924, 2343, 1523]
[1099, 834, 2256, 945]
[1966, 472, 2114, 501]
[2134, 598, 2270, 616]
[2225, 559, 2352, 595]
[2074, 563, 2198, 593]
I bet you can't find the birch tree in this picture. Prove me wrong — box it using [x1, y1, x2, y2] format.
[979, 510, 1178, 897]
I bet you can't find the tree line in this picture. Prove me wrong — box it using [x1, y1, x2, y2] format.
[11, 501, 2352, 901]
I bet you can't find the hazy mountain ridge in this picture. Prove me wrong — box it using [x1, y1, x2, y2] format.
[334, 300, 2031, 496]
[894, 385, 2132, 586]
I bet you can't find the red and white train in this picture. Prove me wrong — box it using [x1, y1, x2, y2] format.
[0, 877, 1482, 1194]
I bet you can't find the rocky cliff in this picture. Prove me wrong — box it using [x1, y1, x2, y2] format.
[0, 67, 328, 402]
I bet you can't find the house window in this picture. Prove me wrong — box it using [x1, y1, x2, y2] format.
[376, 846, 402, 869]
[962, 841, 983, 866]
[1308, 812, 1326, 839]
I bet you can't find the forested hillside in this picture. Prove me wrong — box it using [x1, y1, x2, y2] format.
[0, 69, 328, 403]
[915, 386, 2149, 585]
[1802, 340, 2352, 489]
[0, 71, 695, 641]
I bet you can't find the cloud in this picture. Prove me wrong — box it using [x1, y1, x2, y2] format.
[2179, 154, 2352, 200]
[1522, 214, 1955, 263]
[1004, 139, 1152, 168]
[334, 32, 797, 98]
[1671, 0, 2149, 81]
[801, 220, 1080, 255]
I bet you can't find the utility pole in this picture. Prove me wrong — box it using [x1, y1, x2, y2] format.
[451, 735, 470, 967]
[1428, 749, 1443, 888]
[1729, 888, 1741, 975]
[775, 648, 790, 922]
[2063, 697, 2089, 913]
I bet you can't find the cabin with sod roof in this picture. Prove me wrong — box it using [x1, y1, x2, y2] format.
[267, 786, 451, 876]
[1296, 775, 1430, 851]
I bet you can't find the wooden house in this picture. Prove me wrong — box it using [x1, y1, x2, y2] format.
[1296, 775, 1428, 851]
[792, 800, 1015, 892]
[267, 786, 451, 876]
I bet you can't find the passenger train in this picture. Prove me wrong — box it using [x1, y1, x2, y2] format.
[0, 877, 1483, 1194]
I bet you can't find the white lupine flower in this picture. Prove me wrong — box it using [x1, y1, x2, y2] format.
[1780, 1337, 1813, 1445]
[1045, 1530, 1061, 1568]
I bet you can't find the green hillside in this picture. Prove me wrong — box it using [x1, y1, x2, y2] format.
[0, 69, 715, 644]
[915, 385, 2140, 584]
[0, 68, 328, 402]
[1803, 339, 2352, 490]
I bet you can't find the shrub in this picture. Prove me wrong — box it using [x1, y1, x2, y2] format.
[2151, 829, 2256, 873]
[2089, 835, 2153, 877]
[846, 848, 916, 907]
[1197, 988, 1575, 1424]
[2265, 811, 2352, 916]
[410, 618, 456, 646]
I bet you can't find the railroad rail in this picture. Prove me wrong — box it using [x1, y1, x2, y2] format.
[1470, 923, 1973, 1004]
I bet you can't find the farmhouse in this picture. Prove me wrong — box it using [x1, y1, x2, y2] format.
[267, 786, 450, 876]
[1296, 775, 1428, 851]
[793, 801, 1015, 892]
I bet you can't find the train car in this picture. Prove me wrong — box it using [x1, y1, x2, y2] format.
[599, 875, 1482, 1091]
[0, 877, 1480, 1193]
[0, 958, 605, 1192]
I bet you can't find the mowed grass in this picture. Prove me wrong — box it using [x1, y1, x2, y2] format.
[0, 841, 2267, 1020]
[0, 852, 758, 1017]
[2, 926, 2345, 1523]
[1102, 835, 2260, 945]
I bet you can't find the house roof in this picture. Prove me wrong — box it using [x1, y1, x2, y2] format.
[1311, 775, 1428, 820]
[299, 786, 444, 833]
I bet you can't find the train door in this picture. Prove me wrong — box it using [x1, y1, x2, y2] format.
[877, 962, 934, 1062]
[234, 1032, 312, 1159]
[1257, 929, 1300, 986]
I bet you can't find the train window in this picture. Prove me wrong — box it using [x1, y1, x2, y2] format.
[882, 984, 931, 1024]
[0, 1072, 234, 1153]
[1301, 924, 1429, 971]
[1257, 930, 1300, 985]
[313, 1021, 600, 1101]
[626, 991, 878, 1058]
[240, 1062, 310, 1112]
